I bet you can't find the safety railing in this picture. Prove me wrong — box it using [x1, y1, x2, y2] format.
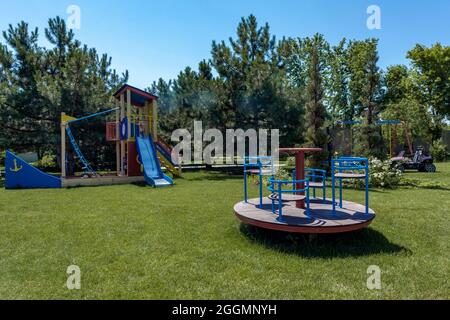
[268, 178, 310, 222]
[292, 168, 327, 203]
[331, 157, 369, 215]
[243, 156, 274, 207]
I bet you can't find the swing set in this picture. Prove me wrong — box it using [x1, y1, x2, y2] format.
[336, 119, 414, 157]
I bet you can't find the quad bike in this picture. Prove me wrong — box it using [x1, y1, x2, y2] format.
[391, 148, 436, 173]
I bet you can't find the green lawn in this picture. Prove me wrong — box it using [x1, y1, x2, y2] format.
[0, 164, 449, 299]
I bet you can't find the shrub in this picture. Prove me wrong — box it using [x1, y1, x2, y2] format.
[249, 168, 292, 187]
[286, 157, 296, 168]
[351, 158, 402, 189]
[430, 139, 449, 162]
[0, 150, 5, 167]
[33, 153, 58, 171]
[368, 158, 403, 188]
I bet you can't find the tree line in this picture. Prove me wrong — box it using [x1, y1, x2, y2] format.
[0, 17, 127, 169]
[1, 15, 449, 169]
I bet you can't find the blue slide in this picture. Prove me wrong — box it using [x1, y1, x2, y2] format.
[136, 135, 173, 187]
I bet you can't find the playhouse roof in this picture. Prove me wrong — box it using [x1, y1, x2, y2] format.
[113, 84, 158, 107]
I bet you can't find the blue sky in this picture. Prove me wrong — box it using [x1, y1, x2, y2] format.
[1, 0, 449, 88]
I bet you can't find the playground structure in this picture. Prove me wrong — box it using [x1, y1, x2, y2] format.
[5, 84, 181, 189]
[234, 152, 375, 234]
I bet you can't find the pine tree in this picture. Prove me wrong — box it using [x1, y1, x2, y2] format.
[348, 39, 385, 159]
[304, 37, 329, 168]
[0, 17, 128, 172]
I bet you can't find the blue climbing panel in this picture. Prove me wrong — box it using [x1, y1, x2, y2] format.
[66, 127, 97, 176]
[5, 151, 61, 189]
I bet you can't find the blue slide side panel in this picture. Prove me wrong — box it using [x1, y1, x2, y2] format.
[5, 151, 61, 189]
[155, 143, 179, 167]
[136, 136, 173, 187]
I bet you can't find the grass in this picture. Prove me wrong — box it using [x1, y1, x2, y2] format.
[0, 164, 449, 299]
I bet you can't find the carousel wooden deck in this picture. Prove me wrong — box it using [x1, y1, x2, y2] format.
[234, 197, 375, 234]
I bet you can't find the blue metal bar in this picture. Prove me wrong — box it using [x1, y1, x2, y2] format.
[277, 182, 283, 221]
[292, 169, 296, 191]
[336, 120, 401, 126]
[365, 160, 369, 215]
[67, 107, 119, 124]
[332, 160, 336, 214]
[245, 156, 273, 160]
[337, 157, 368, 162]
[271, 179, 275, 214]
[268, 178, 309, 185]
[244, 166, 248, 203]
[259, 171, 263, 207]
[268, 188, 309, 194]
[339, 178, 343, 208]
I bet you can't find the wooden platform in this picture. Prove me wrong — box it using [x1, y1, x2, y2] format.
[234, 197, 375, 234]
[62, 175, 145, 188]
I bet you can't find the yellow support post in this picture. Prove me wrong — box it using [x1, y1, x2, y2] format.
[61, 112, 67, 178]
[151, 99, 158, 141]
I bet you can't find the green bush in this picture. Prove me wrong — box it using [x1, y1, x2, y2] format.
[285, 156, 296, 168]
[352, 158, 403, 189]
[32, 153, 58, 171]
[430, 139, 449, 162]
[249, 168, 292, 187]
[369, 158, 403, 188]
[0, 150, 5, 167]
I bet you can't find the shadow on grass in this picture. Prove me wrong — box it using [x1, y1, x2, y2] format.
[128, 174, 240, 186]
[183, 172, 243, 182]
[414, 185, 450, 191]
[0, 179, 4, 188]
[399, 184, 450, 191]
[240, 224, 410, 258]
